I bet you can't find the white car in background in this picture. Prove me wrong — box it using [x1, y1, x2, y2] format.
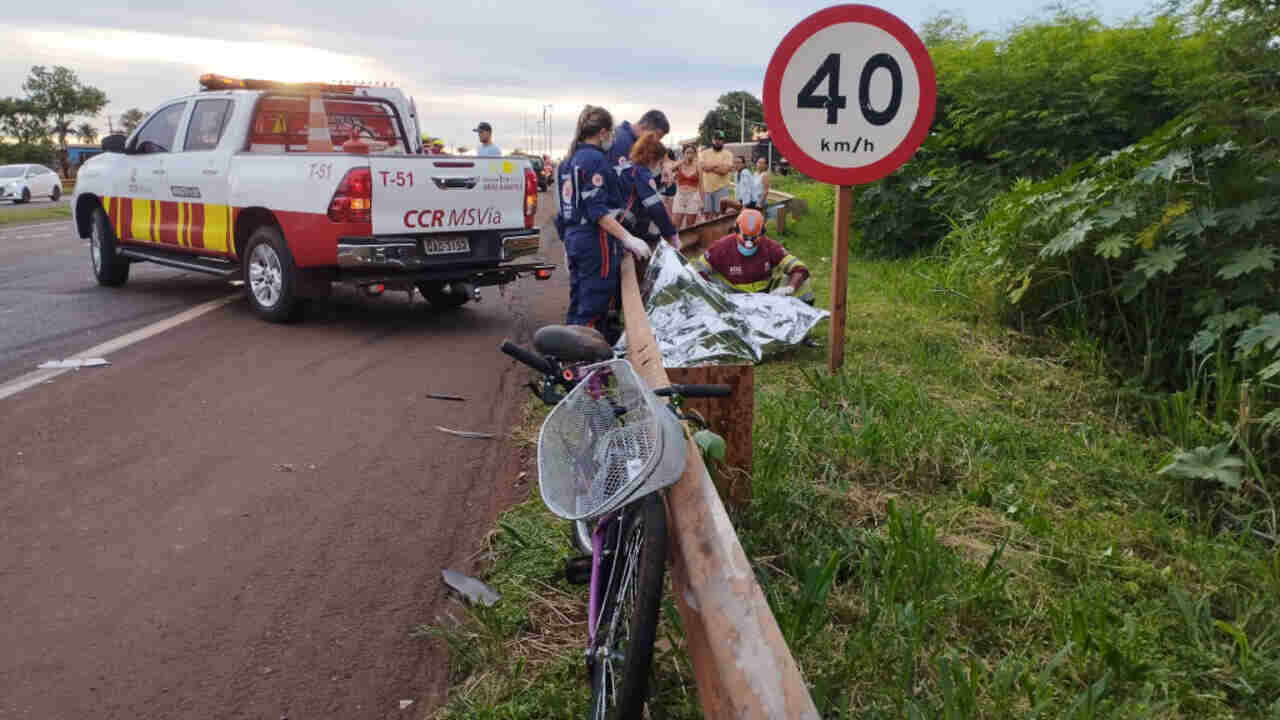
[0, 164, 62, 204]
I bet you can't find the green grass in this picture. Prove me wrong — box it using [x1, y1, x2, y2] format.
[425, 177, 1280, 719]
[0, 203, 71, 226]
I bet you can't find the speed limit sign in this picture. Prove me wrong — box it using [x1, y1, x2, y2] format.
[763, 4, 936, 186]
[762, 5, 936, 372]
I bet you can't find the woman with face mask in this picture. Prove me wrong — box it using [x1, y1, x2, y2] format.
[690, 209, 814, 304]
[554, 105, 651, 344]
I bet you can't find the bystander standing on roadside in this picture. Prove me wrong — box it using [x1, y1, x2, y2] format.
[660, 147, 678, 216]
[672, 144, 703, 229]
[473, 122, 502, 156]
[754, 156, 772, 216]
[733, 156, 760, 209]
[699, 131, 734, 217]
[607, 109, 670, 172]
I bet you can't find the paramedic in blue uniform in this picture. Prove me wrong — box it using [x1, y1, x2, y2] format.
[556, 105, 651, 344]
[606, 109, 670, 174]
[618, 130, 680, 248]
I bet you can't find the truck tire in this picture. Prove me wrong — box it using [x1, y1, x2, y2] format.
[90, 205, 130, 287]
[244, 225, 304, 323]
[417, 281, 470, 309]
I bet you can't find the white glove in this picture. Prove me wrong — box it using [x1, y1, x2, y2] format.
[771, 285, 794, 297]
[621, 233, 652, 260]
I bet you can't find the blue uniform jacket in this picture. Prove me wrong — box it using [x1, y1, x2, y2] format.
[556, 143, 622, 246]
[619, 165, 678, 242]
[606, 120, 637, 173]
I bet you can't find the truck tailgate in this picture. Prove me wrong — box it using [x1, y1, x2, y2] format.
[369, 156, 528, 236]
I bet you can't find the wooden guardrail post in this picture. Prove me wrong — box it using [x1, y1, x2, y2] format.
[666, 365, 754, 508]
[619, 255, 819, 719]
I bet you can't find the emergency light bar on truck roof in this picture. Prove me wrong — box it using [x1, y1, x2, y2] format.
[198, 74, 396, 94]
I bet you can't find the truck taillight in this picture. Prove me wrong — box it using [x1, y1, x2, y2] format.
[328, 167, 372, 223]
[523, 167, 538, 229]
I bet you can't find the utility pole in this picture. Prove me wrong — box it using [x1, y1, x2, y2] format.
[741, 96, 746, 142]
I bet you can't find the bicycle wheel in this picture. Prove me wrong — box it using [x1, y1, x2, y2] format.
[588, 492, 667, 720]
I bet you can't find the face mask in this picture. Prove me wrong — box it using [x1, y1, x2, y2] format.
[738, 239, 758, 256]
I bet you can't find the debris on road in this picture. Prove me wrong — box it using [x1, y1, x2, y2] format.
[435, 426, 494, 440]
[442, 569, 500, 607]
[426, 393, 467, 402]
[274, 463, 296, 472]
[399, 699, 415, 710]
[38, 358, 110, 369]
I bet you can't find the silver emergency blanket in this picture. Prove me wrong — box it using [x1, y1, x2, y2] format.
[615, 240, 829, 366]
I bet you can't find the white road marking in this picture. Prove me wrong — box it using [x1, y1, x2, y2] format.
[0, 294, 241, 401]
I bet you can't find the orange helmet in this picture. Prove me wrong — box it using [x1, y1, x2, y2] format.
[736, 209, 765, 242]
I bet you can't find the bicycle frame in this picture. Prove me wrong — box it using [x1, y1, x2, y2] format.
[586, 509, 622, 650]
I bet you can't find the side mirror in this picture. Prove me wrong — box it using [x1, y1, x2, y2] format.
[102, 134, 128, 154]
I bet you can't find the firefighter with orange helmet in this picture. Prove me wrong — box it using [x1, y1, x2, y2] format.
[691, 209, 813, 303]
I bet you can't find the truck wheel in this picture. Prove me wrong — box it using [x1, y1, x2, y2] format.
[90, 205, 130, 287]
[244, 225, 304, 323]
[417, 282, 469, 309]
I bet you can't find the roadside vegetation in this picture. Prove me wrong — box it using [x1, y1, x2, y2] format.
[0, 203, 71, 226]
[425, 4, 1279, 718]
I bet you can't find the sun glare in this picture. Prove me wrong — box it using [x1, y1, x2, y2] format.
[16, 27, 392, 85]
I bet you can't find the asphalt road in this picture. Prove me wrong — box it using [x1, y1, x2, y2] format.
[0, 194, 568, 719]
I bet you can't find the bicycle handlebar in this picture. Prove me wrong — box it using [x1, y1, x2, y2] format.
[500, 340, 554, 376]
[655, 384, 732, 399]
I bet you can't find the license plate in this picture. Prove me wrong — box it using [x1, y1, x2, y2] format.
[422, 236, 470, 255]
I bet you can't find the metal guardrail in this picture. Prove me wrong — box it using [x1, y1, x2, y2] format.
[618, 254, 819, 719]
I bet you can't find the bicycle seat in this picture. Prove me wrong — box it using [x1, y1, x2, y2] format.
[533, 325, 614, 363]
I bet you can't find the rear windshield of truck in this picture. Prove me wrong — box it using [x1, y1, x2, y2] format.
[247, 95, 410, 154]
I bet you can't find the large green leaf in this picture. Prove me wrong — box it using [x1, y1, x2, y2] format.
[1136, 150, 1192, 184]
[1260, 359, 1280, 381]
[1040, 220, 1094, 257]
[1095, 234, 1131, 259]
[1093, 200, 1138, 229]
[1218, 198, 1277, 233]
[1217, 245, 1279, 279]
[1158, 443, 1245, 490]
[1134, 243, 1187, 278]
[1167, 207, 1219, 240]
[1236, 314, 1280, 356]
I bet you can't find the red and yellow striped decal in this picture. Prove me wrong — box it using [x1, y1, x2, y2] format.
[101, 195, 234, 255]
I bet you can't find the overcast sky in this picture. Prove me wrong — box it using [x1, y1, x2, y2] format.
[2, 0, 1157, 155]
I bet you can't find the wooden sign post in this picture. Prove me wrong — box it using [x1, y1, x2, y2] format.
[762, 4, 938, 372]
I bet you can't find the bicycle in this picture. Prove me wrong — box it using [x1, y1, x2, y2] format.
[501, 325, 729, 720]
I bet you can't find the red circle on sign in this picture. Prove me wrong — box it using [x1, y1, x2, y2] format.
[762, 4, 936, 186]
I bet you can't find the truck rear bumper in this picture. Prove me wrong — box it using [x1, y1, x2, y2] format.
[337, 228, 541, 270]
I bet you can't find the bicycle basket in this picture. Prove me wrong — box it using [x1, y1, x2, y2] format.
[537, 359, 686, 520]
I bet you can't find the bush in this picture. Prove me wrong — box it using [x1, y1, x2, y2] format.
[0, 141, 56, 167]
[848, 11, 1214, 257]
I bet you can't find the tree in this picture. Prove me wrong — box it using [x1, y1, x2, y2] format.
[76, 122, 98, 145]
[0, 97, 49, 145]
[120, 108, 146, 134]
[23, 66, 107, 176]
[697, 91, 764, 146]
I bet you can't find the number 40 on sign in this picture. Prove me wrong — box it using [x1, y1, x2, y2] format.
[763, 4, 936, 372]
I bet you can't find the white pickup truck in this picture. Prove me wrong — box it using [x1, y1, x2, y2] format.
[71, 75, 551, 322]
